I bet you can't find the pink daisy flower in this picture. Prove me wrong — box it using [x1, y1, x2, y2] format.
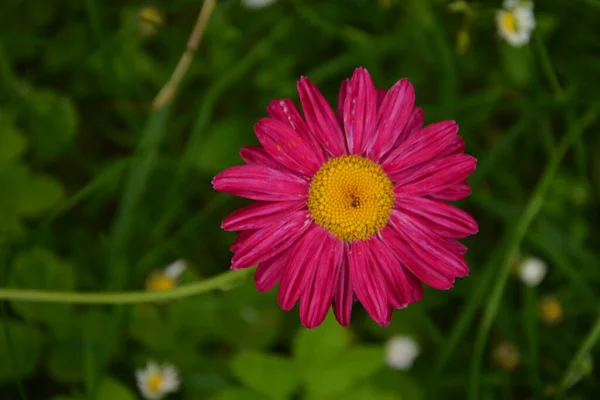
[212, 67, 478, 328]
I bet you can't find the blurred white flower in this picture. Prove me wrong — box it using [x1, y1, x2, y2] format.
[146, 259, 187, 291]
[242, 0, 277, 9]
[136, 361, 180, 400]
[496, 0, 535, 47]
[518, 256, 547, 287]
[385, 336, 420, 370]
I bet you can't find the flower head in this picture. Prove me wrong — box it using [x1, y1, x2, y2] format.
[496, 0, 535, 47]
[146, 259, 187, 291]
[385, 336, 420, 370]
[518, 256, 547, 287]
[491, 340, 520, 371]
[212, 68, 478, 328]
[136, 361, 179, 400]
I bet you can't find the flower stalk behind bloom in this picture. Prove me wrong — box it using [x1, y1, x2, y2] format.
[213, 67, 478, 328]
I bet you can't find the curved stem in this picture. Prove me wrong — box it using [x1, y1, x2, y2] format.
[535, 34, 564, 100]
[0, 267, 254, 304]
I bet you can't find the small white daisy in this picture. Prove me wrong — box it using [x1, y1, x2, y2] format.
[496, 0, 535, 47]
[146, 259, 187, 291]
[385, 336, 420, 370]
[518, 256, 547, 287]
[136, 361, 180, 400]
[242, 0, 277, 9]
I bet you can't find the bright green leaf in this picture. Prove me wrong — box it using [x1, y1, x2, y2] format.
[0, 117, 27, 164]
[211, 388, 269, 400]
[230, 352, 299, 400]
[17, 173, 64, 216]
[0, 318, 44, 383]
[293, 312, 350, 371]
[96, 377, 137, 400]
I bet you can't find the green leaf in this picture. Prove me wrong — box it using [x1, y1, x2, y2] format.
[25, 89, 77, 161]
[292, 312, 350, 371]
[211, 388, 269, 400]
[230, 352, 299, 400]
[0, 115, 27, 164]
[372, 370, 424, 400]
[8, 248, 75, 331]
[0, 318, 44, 383]
[17, 173, 64, 216]
[96, 377, 137, 400]
[339, 385, 396, 400]
[304, 346, 385, 399]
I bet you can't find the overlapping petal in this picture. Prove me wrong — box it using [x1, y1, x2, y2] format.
[343, 67, 378, 155]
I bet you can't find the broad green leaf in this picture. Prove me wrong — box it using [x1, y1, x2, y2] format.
[372, 370, 424, 400]
[292, 312, 350, 371]
[26, 89, 77, 161]
[0, 318, 44, 383]
[17, 173, 64, 216]
[96, 377, 137, 400]
[304, 346, 385, 399]
[0, 117, 26, 164]
[230, 352, 299, 400]
[8, 248, 75, 331]
[338, 385, 396, 400]
[211, 388, 269, 400]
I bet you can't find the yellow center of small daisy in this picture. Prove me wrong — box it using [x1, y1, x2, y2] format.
[501, 11, 518, 33]
[148, 373, 163, 393]
[307, 155, 394, 242]
[146, 274, 175, 291]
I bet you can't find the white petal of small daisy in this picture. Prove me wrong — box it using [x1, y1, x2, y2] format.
[163, 259, 187, 281]
[518, 256, 547, 287]
[242, 0, 277, 9]
[385, 336, 420, 370]
[496, 0, 535, 47]
[136, 361, 180, 400]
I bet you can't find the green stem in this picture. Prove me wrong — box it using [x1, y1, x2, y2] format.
[534, 34, 564, 100]
[467, 107, 599, 400]
[0, 267, 254, 305]
[555, 305, 600, 397]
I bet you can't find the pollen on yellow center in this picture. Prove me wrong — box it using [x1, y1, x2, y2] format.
[307, 155, 395, 242]
[148, 373, 163, 393]
[146, 274, 175, 291]
[500, 11, 518, 33]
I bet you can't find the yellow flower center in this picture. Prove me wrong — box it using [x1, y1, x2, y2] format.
[307, 155, 394, 242]
[501, 11, 518, 33]
[540, 297, 563, 324]
[148, 373, 163, 393]
[146, 274, 175, 291]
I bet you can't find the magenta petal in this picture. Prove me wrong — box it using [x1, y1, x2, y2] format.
[383, 121, 458, 177]
[394, 154, 477, 197]
[395, 106, 424, 146]
[395, 197, 478, 238]
[254, 118, 321, 176]
[230, 229, 255, 253]
[278, 225, 328, 311]
[255, 251, 288, 292]
[368, 238, 423, 308]
[349, 240, 392, 326]
[240, 146, 286, 170]
[376, 88, 387, 107]
[266, 99, 326, 163]
[430, 180, 472, 201]
[337, 79, 349, 124]
[299, 233, 343, 328]
[332, 245, 353, 327]
[222, 201, 304, 231]
[386, 211, 469, 289]
[366, 78, 415, 161]
[212, 164, 308, 202]
[343, 68, 378, 155]
[298, 76, 347, 157]
[231, 210, 311, 269]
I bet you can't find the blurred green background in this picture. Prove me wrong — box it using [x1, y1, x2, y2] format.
[1, 0, 600, 399]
